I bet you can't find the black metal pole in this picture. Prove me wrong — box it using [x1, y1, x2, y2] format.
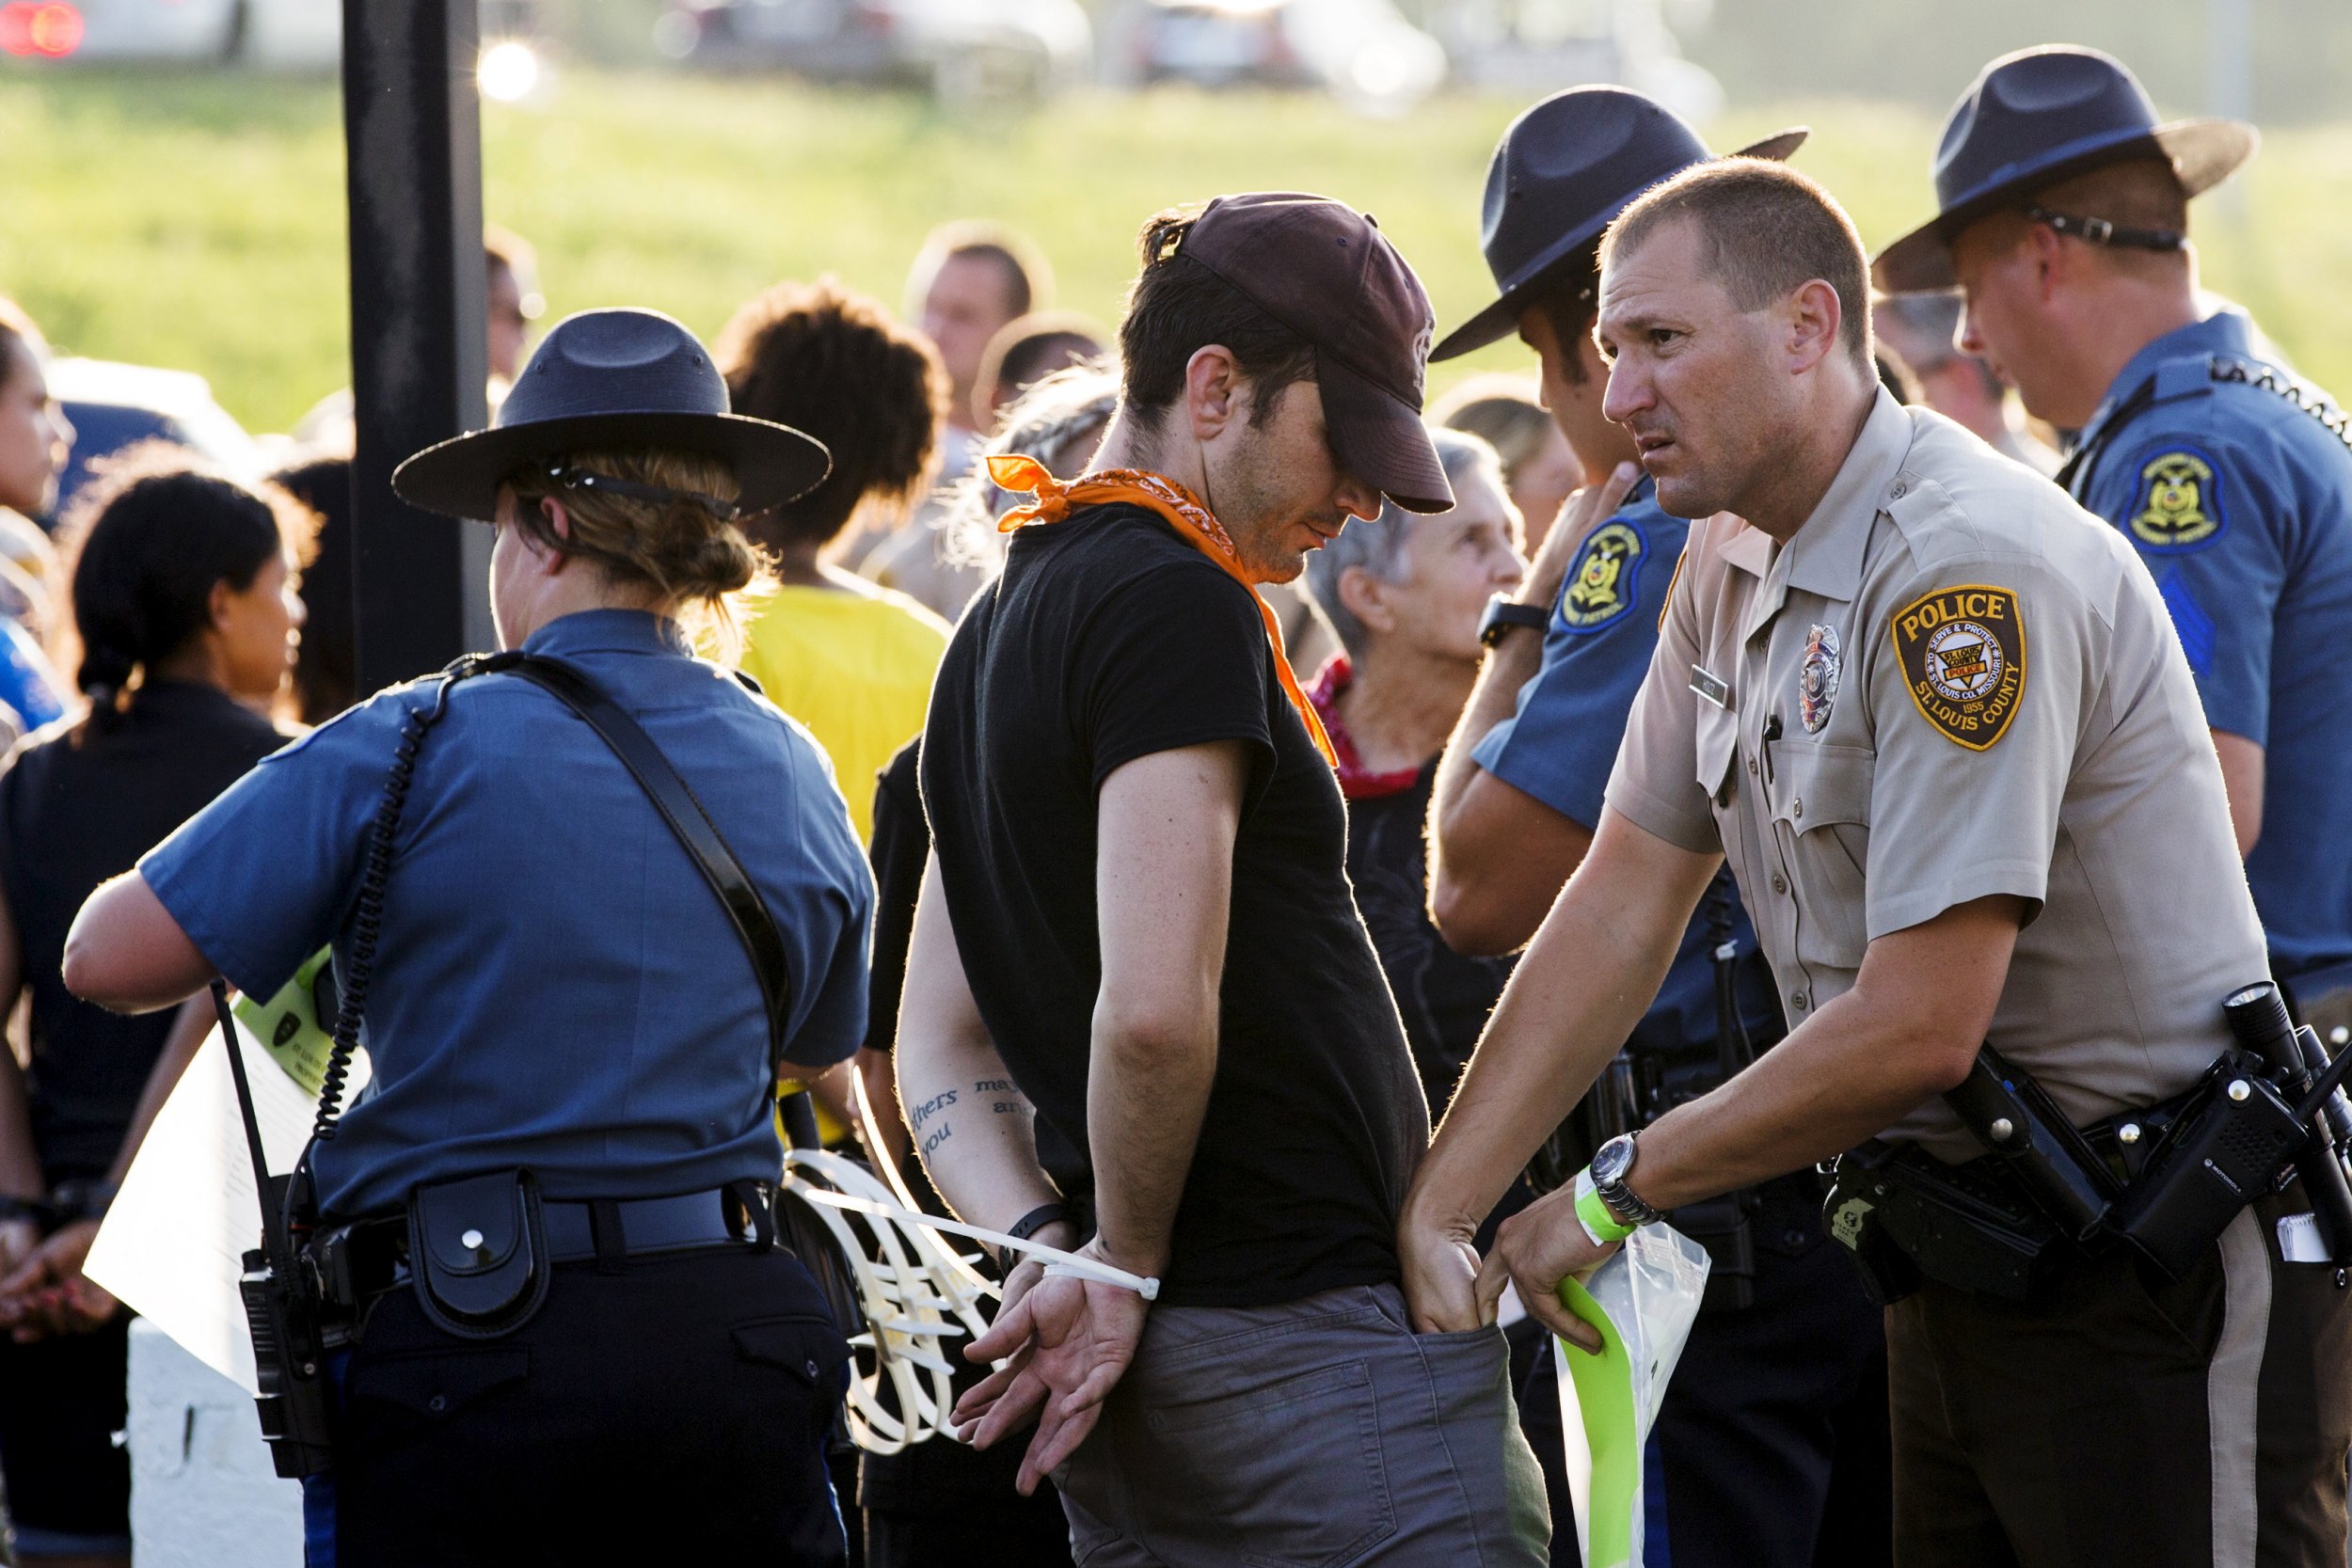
[341, 0, 492, 695]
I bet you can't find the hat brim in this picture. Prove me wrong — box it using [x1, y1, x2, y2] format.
[391, 411, 833, 523]
[1871, 118, 2259, 293]
[1318, 356, 1453, 515]
[1432, 126, 1810, 361]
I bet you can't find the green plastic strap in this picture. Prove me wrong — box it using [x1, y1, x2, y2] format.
[1558, 1272, 1641, 1568]
[1574, 1171, 1637, 1245]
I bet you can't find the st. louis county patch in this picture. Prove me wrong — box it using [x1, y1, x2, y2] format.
[2126, 443, 2228, 553]
[1558, 518, 1647, 634]
[1890, 584, 2027, 751]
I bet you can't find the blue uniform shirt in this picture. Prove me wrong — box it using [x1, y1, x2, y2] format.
[1470, 479, 1780, 1053]
[142, 609, 874, 1218]
[2067, 311, 2352, 987]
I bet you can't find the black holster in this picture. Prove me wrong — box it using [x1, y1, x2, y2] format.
[405, 1168, 551, 1340]
[1823, 1140, 2068, 1306]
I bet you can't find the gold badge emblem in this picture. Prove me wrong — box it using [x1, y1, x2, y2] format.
[2129, 449, 2223, 550]
[1560, 520, 1646, 633]
[1891, 585, 2026, 751]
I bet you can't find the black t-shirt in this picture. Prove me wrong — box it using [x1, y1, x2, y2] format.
[922, 503, 1428, 1308]
[866, 736, 927, 1058]
[0, 682, 289, 1181]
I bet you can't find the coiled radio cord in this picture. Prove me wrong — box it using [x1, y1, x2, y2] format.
[311, 654, 516, 1141]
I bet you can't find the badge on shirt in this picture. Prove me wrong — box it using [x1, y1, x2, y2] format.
[1798, 625, 1842, 734]
[1559, 519, 1647, 634]
[1891, 585, 2026, 751]
[2127, 445, 2227, 553]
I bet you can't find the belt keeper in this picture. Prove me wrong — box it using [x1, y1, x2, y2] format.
[728, 1180, 774, 1249]
[590, 1198, 627, 1275]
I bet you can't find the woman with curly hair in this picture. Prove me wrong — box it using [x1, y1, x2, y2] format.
[715, 277, 950, 841]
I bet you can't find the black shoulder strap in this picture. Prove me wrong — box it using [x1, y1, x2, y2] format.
[498, 656, 795, 1077]
[2054, 374, 2157, 500]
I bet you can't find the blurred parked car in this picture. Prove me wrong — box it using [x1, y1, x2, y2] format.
[1428, 0, 1722, 121]
[1115, 0, 1445, 117]
[656, 0, 1092, 98]
[0, 0, 336, 66]
[43, 358, 262, 526]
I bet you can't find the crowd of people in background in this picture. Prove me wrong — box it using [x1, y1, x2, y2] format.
[0, 209, 2058, 1568]
[0, 45, 2331, 1560]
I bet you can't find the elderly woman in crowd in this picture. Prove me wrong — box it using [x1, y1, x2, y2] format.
[1430, 373, 1580, 558]
[1300, 426, 1525, 1114]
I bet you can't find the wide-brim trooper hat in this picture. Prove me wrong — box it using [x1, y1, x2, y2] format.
[1873, 45, 2257, 293]
[1433, 87, 1808, 362]
[393, 308, 832, 523]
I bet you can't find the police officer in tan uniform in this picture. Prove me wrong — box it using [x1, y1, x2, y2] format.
[1397, 155, 2352, 1567]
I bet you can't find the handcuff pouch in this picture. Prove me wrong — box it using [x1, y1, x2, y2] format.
[406, 1169, 549, 1340]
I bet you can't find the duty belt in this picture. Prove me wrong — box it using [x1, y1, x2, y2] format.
[1828, 985, 2352, 1305]
[312, 1184, 768, 1311]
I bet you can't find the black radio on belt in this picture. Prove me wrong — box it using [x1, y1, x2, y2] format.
[2111, 984, 2352, 1277]
[212, 981, 342, 1480]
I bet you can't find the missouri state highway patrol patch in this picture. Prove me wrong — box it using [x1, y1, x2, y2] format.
[1559, 519, 1646, 633]
[1891, 585, 2026, 751]
[2128, 445, 2227, 552]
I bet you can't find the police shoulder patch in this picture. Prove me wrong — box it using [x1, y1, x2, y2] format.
[2126, 443, 2228, 552]
[1890, 585, 2026, 751]
[1559, 517, 1647, 634]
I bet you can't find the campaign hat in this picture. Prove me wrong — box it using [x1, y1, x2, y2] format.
[1873, 45, 2257, 293]
[1432, 87, 1807, 362]
[1181, 192, 1454, 514]
[393, 308, 831, 523]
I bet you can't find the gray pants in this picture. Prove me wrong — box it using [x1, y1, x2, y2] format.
[1057, 1282, 1549, 1567]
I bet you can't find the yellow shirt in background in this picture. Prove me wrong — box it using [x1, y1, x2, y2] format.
[737, 582, 949, 843]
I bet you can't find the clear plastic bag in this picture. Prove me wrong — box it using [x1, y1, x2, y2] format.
[1552, 1224, 1712, 1568]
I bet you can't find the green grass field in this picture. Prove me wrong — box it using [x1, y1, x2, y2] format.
[5, 65, 2351, 436]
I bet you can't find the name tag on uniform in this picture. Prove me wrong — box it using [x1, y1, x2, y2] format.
[1690, 665, 1731, 709]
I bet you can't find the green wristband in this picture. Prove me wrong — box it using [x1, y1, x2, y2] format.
[1573, 1168, 1637, 1245]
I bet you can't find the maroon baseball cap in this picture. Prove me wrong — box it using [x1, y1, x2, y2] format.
[1181, 192, 1454, 514]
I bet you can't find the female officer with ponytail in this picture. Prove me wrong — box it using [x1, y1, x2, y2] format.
[0, 451, 309, 1567]
[60, 310, 874, 1567]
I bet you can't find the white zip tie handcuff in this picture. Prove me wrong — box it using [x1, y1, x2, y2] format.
[777, 1073, 1158, 1453]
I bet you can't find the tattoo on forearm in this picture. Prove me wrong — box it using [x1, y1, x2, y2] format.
[911, 1089, 958, 1160]
[977, 1078, 1030, 1115]
[912, 1080, 1032, 1163]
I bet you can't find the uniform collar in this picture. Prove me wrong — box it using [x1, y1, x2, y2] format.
[1733, 388, 1912, 638]
[521, 608, 692, 659]
[2077, 309, 2251, 454]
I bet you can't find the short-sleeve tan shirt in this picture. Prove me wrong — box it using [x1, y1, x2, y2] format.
[1605, 389, 2268, 1158]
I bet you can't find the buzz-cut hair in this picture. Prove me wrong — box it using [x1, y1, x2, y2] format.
[1600, 159, 1873, 370]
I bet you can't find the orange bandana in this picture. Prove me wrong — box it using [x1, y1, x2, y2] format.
[989, 453, 1337, 767]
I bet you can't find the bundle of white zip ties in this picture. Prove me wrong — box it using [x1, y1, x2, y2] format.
[777, 1076, 1159, 1453]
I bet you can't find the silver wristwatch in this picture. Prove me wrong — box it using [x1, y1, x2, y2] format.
[1589, 1132, 1664, 1228]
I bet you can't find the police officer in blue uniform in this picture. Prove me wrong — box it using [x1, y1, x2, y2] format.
[1876, 45, 2352, 1032]
[61, 309, 875, 1567]
[1425, 87, 1891, 1568]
